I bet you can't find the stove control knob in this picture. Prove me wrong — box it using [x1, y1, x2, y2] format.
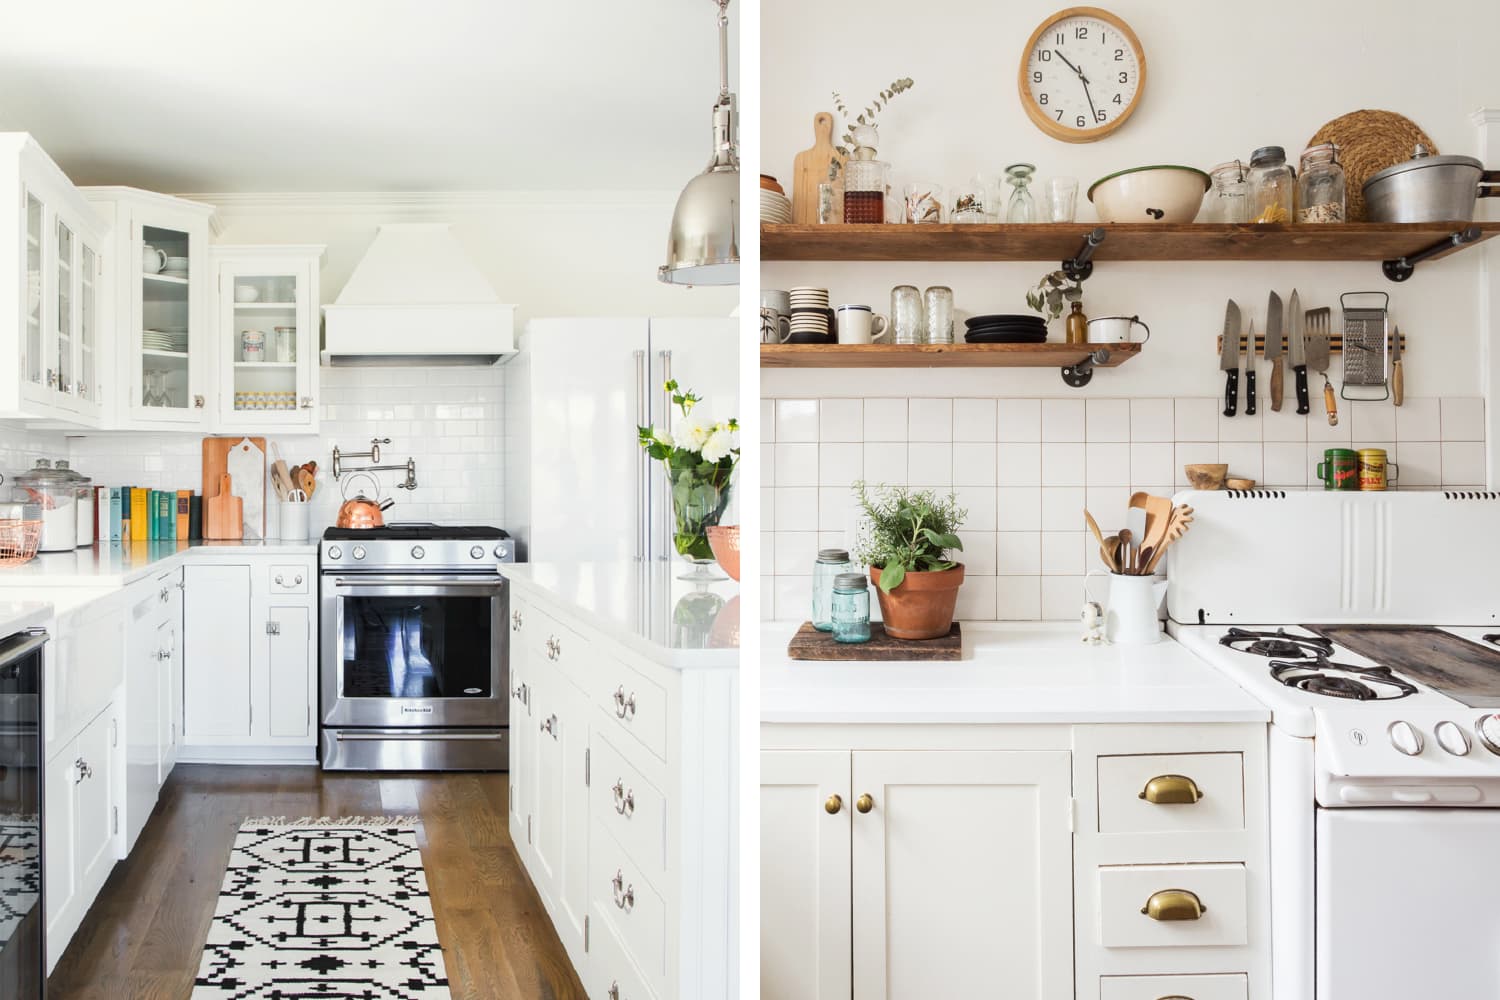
[328, 546, 342, 560]
[1476, 714, 1500, 756]
[494, 544, 509, 559]
[411, 545, 425, 559]
[352, 546, 366, 561]
[1388, 720, 1424, 757]
[1436, 721, 1472, 757]
[470, 545, 485, 559]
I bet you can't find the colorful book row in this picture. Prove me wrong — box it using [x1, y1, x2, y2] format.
[92, 486, 202, 543]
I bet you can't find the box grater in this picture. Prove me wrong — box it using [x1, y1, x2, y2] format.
[1340, 291, 1390, 401]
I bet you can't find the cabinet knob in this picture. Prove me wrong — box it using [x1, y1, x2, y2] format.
[824, 794, 843, 815]
[300, 396, 314, 409]
[295, 575, 302, 585]
[612, 781, 635, 817]
[607, 983, 620, 1000]
[1141, 888, 1206, 921]
[613, 686, 637, 719]
[275, 575, 284, 585]
[855, 793, 874, 814]
[1139, 774, 1203, 805]
[611, 870, 635, 913]
[512, 610, 523, 631]
[193, 395, 205, 408]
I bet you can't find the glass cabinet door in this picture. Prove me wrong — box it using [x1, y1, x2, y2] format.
[23, 192, 43, 391]
[78, 243, 97, 406]
[225, 270, 305, 419]
[139, 224, 192, 413]
[55, 219, 72, 397]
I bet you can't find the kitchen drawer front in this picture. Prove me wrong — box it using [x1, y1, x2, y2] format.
[1097, 753, 1244, 834]
[268, 564, 310, 595]
[589, 896, 662, 1000]
[594, 656, 667, 760]
[530, 606, 588, 689]
[1099, 972, 1248, 1000]
[1097, 863, 1247, 948]
[591, 732, 667, 884]
[590, 829, 667, 992]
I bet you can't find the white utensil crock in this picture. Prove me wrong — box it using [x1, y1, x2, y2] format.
[1087, 315, 1151, 344]
[1087, 571, 1167, 644]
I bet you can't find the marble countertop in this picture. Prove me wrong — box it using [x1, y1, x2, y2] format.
[0, 602, 50, 638]
[761, 621, 1269, 724]
[0, 539, 318, 589]
[503, 562, 738, 669]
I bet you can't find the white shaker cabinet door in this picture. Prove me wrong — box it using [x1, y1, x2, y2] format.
[265, 605, 312, 739]
[182, 564, 253, 742]
[851, 750, 1074, 1000]
[761, 749, 852, 1000]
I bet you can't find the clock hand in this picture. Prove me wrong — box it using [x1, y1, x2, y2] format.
[1054, 49, 1100, 122]
[1053, 49, 1085, 81]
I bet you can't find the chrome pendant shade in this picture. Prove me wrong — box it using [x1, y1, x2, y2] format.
[659, 0, 739, 286]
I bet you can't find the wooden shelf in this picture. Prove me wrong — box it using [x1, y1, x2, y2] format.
[761, 342, 1141, 369]
[761, 222, 1500, 264]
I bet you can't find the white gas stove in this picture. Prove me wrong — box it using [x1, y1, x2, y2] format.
[1166, 490, 1500, 1000]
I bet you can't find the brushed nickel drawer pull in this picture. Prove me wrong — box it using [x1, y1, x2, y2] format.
[613, 686, 637, 719]
[611, 870, 635, 912]
[612, 781, 635, 817]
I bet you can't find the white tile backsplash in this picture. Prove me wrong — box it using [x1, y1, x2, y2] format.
[766, 394, 1488, 621]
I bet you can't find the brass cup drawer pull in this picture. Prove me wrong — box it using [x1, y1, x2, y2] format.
[855, 793, 874, 814]
[612, 781, 635, 817]
[824, 794, 843, 815]
[1141, 888, 1207, 921]
[1138, 774, 1204, 804]
[611, 870, 635, 912]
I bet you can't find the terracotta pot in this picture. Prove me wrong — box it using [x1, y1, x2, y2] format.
[870, 563, 965, 640]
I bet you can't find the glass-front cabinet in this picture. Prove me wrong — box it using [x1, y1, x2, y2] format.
[84, 187, 215, 428]
[211, 246, 323, 431]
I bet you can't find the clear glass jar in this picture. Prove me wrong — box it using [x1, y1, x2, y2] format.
[812, 548, 854, 631]
[1297, 143, 1346, 223]
[830, 573, 872, 643]
[923, 286, 954, 345]
[1204, 160, 1249, 223]
[1247, 146, 1295, 224]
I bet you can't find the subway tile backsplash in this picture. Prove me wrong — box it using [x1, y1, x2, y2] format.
[763, 394, 1487, 622]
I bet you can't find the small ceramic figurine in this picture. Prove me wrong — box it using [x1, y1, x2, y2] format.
[1081, 601, 1109, 645]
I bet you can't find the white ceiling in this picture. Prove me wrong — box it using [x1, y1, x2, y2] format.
[0, 0, 739, 192]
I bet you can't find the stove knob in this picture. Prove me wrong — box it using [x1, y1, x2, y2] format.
[1477, 714, 1500, 756]
[411, 545, 425, 559]
[494, 544, 509, 559]
[352, 546, 366, 561]
[328, 546, 342, 560]
[1388, 720, 1424, 757]
[1436, 720, 1472, 757]
[470, 545, 485, 559]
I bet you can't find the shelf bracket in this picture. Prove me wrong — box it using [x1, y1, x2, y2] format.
[1060, 348, 1112, 388]
[1061, 227, 1107, 282]
[1382, 226, 1480, 282]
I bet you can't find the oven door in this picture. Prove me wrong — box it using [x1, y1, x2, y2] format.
[0, 628, 45, 1000]
[321, 573, 507, 730]
[1317, 807, 1500, 997]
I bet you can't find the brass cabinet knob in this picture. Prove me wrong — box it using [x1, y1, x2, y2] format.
[824, 794, 843, 814]
[1139, 774, 1204, 804]
[855, 793, 874, 814]
[1141, 888, 1206, 921]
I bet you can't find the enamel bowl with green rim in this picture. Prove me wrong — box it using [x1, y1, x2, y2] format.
[1087, 165, 1211, 223]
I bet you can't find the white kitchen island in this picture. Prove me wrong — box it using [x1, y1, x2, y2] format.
[503, 561, 738, 1000]
[762, 620, 1273, 1000]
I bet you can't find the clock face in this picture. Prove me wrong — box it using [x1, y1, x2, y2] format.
[1021, 8, 1145, 142]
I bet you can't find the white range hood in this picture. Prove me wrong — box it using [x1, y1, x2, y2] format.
[322, 223, 516, 366]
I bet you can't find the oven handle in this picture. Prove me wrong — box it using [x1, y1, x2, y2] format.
[329, 576, 505, 589]
[0, 630, 48, 671]
[332, 730, 503, 742]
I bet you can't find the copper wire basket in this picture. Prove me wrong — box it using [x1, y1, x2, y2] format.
[0, 519, 43, 566]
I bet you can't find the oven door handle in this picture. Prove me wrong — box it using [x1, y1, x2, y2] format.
[0, 630, 48, 671]
[332, 730, 504, 742]
[329, 576, 505, 589]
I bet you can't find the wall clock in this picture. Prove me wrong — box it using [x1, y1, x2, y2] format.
[1019, 7, 1146, 143]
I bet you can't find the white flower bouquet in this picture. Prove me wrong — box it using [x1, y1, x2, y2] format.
[638, 380, 739, 565]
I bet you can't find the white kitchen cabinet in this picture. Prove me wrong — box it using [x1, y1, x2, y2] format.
[182, 563, 253, 742]
[84, 186, 216, 429]
[210, 245, 324, 431]
[0, 133, 108, 425]
[45, 703, 120, 972]
[509, 598, 534, 861]
[122, 567, 183, 851]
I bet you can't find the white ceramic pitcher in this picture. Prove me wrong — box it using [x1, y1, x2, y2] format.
[1086, 572, 1167, 645]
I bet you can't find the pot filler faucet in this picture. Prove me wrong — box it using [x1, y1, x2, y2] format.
[332, 437, 418, 489]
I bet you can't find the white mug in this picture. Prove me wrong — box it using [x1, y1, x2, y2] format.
[835, 304, 890, 344]
[142, 245, 166, 273]
[1086, 571, 1167, 645]
[1087, 315, 1151, 344]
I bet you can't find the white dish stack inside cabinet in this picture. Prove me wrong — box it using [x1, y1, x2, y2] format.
[83, 186, 216, 429]
[0, 133, 109, 426]
[210, 245, 324, 431]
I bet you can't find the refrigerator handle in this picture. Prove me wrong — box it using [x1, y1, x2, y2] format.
[634, 349, 647, 562]
[658, 350, 673, 562]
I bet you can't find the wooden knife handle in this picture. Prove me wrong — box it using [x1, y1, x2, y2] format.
[1269, 357, 1284, 411]
[1392, 359, 1404, 407]
[1323, 379, 1339, 426]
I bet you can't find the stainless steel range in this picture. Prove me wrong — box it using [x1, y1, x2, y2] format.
[319, 524, 514, 771]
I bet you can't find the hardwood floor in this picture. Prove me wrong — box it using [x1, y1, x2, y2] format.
[48, 764, 587, 1000]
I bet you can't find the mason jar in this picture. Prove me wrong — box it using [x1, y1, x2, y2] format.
[1297, 143, 1346, 223]
[812, 548, 854, 631]
[1247, 145, 1295, 224]
[830, 573, 872, 644]
[1204, 160, 1250, 223]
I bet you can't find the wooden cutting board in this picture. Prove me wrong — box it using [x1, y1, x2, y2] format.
[204, 473, 243, 541]
[787, 621, 963, 661]
[791, 112, 843, 224]
[202, 436, 265, 538]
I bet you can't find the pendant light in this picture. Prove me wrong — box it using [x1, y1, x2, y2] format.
[658, 0, 739, 286]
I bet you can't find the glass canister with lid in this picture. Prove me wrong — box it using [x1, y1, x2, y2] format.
[11, 459, 77, 551]
[830, 572, 872, 643]
[1247, 146, 1296, 224]
[812, 547, 855, 631]
[1297, 143, 1347, 223]
[1204, 160, 1250, 223]
[53, 460, 93, 546]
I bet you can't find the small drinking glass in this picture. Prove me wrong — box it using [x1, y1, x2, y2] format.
[1005, 163, 1037, 223]
[1046, 177, 1079, 222]
[923, 286, 954, 345]
[903, 182, 946, 224]
[951, 186, 987, 224]
[891, 285, 924, 345]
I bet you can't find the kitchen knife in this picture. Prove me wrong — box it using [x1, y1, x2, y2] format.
[1243, 317, 1257, 416]
[1221, 299, 1241, 417]
[1287, 289, 1309, 415]
[1391, 324, 1404, 406]
[1265, 291, 1285, 411]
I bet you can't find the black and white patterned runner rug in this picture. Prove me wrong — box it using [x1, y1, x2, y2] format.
[193, 817, 451, 998]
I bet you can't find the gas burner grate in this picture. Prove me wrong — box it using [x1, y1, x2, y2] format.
[1269, 659, 1418, 701]
[1220, 627, 1335, 661]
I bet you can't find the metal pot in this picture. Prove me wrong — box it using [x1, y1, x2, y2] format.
[1363, 144, 1500, 223]
[334, 471, 394, 530]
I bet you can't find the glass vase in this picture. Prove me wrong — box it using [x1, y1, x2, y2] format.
[670, 467, 733, 581]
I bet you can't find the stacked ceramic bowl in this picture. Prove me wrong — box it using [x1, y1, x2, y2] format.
[760, 175, 792, 224]
[787, 286, 834, 343]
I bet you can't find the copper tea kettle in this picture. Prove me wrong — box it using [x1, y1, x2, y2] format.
[335, 472, 394, 530]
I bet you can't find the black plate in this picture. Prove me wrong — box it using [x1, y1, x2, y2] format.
[966, 314, 1046, 329]
[965, 327, 1050, 339]
[965, 332, 1048, 344]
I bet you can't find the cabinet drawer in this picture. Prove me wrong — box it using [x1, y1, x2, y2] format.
[590, 830, 667, 991]
[1097, 863, 1247, 948]
[529, 607, 588, 688]
[588, 897, 661, 1000]
[595, 657, 667, 760]
[591, 733, 667, 884]
[1100, 973, 1248, 1000]
[1097, 753, 1244, 834]
[268, 564, 309, 594]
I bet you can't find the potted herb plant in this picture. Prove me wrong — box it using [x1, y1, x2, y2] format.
[853, 481, 966, 640]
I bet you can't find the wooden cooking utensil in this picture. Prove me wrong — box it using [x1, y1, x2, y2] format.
[791, 112, 843, 224]
[204, 473, 243, 541]
[1142, 505, 1194, 575]
[1101, 535, 1123, 573]
[269, 442, 292, 502]
[1140, 494, 1174, 557]
[296, 467, 316, 497]
[1083, 508, 1107, 548]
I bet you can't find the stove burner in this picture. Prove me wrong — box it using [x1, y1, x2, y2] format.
[1220, 627, 1335, 661]
[1269, 659, 1418, 701]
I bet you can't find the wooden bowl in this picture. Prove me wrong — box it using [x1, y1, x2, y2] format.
[1226, 477, 1257, 491]
[759, 174, 785, 194]
[1184, 463, 1229, 490]
[706, 525, 740, 581]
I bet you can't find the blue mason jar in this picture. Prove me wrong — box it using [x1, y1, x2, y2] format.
[812, 548, 853, 631]
[831, 572, 872, 643]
